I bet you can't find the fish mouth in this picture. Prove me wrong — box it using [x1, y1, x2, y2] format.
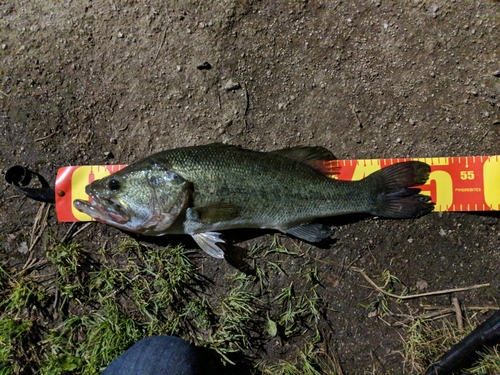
[73, 196, 130, 224]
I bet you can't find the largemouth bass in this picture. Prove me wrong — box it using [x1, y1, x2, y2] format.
[73, 143, 434, 258]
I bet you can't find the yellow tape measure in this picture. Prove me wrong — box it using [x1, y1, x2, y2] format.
[55, 155, 500, 222]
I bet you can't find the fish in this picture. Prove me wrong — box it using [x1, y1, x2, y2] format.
[73, 143, 434, 258]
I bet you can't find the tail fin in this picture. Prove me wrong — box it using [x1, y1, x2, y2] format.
[366, 161, 434, 218]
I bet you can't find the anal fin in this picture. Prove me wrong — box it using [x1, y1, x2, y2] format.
[192, 232, 226, 259]
[284, 223, 335, 243]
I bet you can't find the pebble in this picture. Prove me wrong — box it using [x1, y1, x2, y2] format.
[196, 62, 212, 70]
[416, 279, 428, 290]
[223, 79, 241, 91]
[17, 242, 29, 254]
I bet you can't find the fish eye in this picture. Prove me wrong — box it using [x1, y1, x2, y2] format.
[108, 178, 121, 191]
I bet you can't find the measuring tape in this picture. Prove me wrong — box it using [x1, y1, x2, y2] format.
[55, 155, 500, 222]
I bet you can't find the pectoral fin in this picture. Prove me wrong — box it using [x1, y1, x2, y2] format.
[192, 232, 226, 259]
[284, 223, 335, 243]
[190, 203, 241, 224]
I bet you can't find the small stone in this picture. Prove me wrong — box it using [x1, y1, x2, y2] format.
[18, 242, 29, 254]
[117, 31, 124, 38]
[196, 62, 212, 70]
[439, 228, 447, 236]
[223, 79, 241, 91]
[177, 65, 182, 72]
[1, 44, 7, 50]
[416, 279, 428, 290]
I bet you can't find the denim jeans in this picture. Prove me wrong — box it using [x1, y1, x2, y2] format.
[101, 336, 216, 375]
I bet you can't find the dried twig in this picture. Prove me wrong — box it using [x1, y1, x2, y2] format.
[23, 203, 51, 270]
[243, 83, 250, 116]
[61, 222, 78, 243]
[34, 131, 59, 142]
[30, 203, 47, 245]
[61, 222, 92, 243]
[452, 297, 464, 332]
[392, 306, 499, 327]
[351, 266, 490, 300]
[153, 25, 168, 63]
[15, 259, 47, 277]
[423, 305, 498, 312]
[72, 222, 93, 239]
[5, 194, 24, 200]
[349, 104, 362, 128]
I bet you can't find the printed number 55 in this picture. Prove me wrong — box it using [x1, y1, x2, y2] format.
[460, 171, 475, 180]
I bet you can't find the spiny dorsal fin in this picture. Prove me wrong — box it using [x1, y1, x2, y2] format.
[271, 146, 340, 176]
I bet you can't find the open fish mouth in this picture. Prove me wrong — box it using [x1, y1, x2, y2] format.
[73, 197, 130, 224]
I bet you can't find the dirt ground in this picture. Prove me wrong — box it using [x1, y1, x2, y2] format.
[1, 1, 499, 374]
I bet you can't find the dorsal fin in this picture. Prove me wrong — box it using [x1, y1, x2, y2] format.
[271, 146, 335, 161]
[271, 146, 341, 176]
